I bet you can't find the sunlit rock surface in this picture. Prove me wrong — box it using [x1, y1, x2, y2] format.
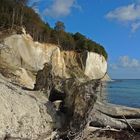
[0, 74, 58, 139]
[85, 52, 107, 79]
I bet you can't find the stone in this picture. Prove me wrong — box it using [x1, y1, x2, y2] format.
[0, 74, 57, 139]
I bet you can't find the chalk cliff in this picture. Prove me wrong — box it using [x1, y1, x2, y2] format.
[0, 29, 108, 88]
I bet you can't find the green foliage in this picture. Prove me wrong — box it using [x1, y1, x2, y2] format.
[0, 0, 108, 59]
[54, 21, 65, 31]
[73, 33, 108, 59]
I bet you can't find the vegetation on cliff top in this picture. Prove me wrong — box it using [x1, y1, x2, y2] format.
[0, 0, 108, 59]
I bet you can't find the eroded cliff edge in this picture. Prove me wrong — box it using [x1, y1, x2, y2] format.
[0, 29, 112, 139]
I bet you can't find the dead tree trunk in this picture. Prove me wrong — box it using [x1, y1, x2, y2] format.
[90, 101, 140, 131]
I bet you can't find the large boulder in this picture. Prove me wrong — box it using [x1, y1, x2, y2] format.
[0, 74, 60, 139]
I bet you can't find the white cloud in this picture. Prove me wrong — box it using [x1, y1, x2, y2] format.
[109, 64, 118, 70]
[110, 56, 140, 69]
[131, 22, 140, 32]
[106, 3, 140, 31]
[119, 56, 140, 68]
[28, 0, 81, 18]
[106, 4, 140, 22]
[44, 0, 81, 18]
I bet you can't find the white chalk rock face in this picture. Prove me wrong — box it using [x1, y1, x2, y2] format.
[1, 33, 67, 77]
[0, 74, 55, 139]
[85, 52, 107, 79]
[3, 34, 56, 70]
[15, 67, 35, 89]
[50, 47, 66, 77]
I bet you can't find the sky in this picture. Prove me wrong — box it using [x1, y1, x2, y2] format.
[29, 0, 140, 79]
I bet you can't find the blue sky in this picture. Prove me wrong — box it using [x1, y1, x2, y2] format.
[29, 0, 140, 79]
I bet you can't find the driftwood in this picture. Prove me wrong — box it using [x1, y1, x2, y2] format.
[95, 101, 140, 118]
[90, 101, 140, 131]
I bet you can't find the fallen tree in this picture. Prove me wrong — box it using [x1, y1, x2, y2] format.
[90, 101, 140, 131]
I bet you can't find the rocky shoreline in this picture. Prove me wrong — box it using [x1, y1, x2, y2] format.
[0, 63, 140, 140]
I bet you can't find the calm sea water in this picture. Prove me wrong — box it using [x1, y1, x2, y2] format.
[104, 79, 140, 108]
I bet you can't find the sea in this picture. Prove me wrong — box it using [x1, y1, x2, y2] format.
[104, 79, 140, 108]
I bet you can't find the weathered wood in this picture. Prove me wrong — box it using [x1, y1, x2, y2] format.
[90, 101, 140, 131]
[120, 119, 140, 130]
[94, 101, 140, 118]
[122, 115, 135, 132]
[90, 110, 128, 130]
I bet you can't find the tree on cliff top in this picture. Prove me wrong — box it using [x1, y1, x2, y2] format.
[54, 21, 65, 31]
